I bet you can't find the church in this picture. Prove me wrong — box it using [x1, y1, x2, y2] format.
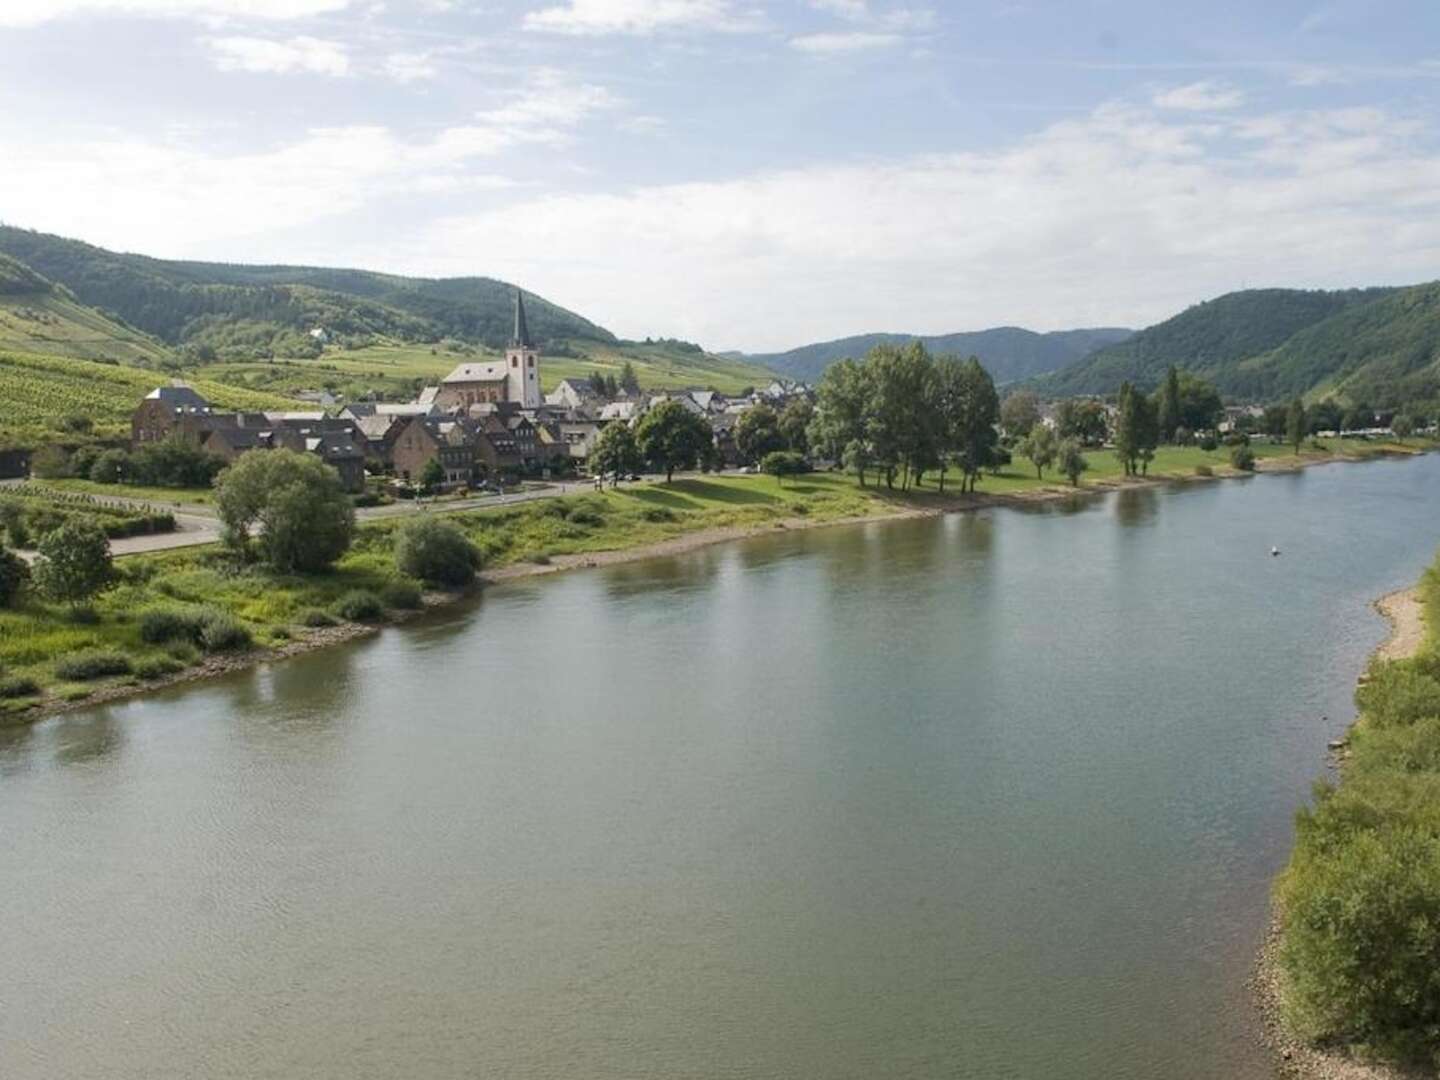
[433, 289, 543, 411]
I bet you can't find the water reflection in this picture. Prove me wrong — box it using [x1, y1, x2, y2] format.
[51, 707, 126, 766]
[1114, 486, 1160, 527]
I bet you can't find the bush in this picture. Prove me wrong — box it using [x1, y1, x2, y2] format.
[1223, 431, 1251, 447]
[1230, 445, 1256, 471]
[54, 651, 133, 681]
[1194, 464, 1213, 477]
[139, 607, 205, 644]
[135, 656, 185, 680]
[30, 445, 71, 479]
[1356, 660, 1440, 730]
[568, 508, 604, 527]
[381, 580, 423, 610]
[761, 450, 809, 485]
[333, 589, 385, 622]
[33, 521, 114, 607]
[0, 675, 39, 698]
[0, 546, 29, 608]
[299, 608, 338, 628]
[1198, 434, 1219, 452]
[89, 449, 130, 484]
[197, 612, 252, 653]
[394, 516, 481, 587]
[641, 507, 675, 523]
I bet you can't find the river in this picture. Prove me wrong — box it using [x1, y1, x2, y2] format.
[4, 455, 1439, 1079]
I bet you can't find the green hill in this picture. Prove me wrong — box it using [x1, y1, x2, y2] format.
[1036, 287, 1398, 399]
[747, 326, 1133, 385]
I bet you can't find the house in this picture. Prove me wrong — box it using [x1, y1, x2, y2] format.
[546, 378, 599, 410]
[710, 414, 742, 467]
[131, 382, 214, 445]
[392, 416, 477, 486]
[338, 401, 439, 422]
[352, 414, 406, 470]
[599, 401, 643, 424]
[557, 418, 604, 462]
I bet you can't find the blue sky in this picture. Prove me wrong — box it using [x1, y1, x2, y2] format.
[2, 1, 1439, 351]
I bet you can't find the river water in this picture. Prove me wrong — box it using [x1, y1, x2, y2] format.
[4, 456, 1439, 1080]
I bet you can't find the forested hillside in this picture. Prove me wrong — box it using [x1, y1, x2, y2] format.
[1036, 287, 1398, 398]
[0, 226, 617, 360]
[749, 325, 1133, 384]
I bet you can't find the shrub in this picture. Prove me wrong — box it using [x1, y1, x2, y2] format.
[30, 445, 71, 479]
[0, 546, 29, 608]
[1194, 464, 1213, 477]
[1223, 431, 1251, 447]
[1356, 660, 1440, 730]
[299, 608, 338, 628]
[0, 676, 39, 698]
[1198, 434, 1219, 452]
[139, 607, 204, 644]
[761, 450, 809, 485]
[394, 517, 481, 587]
[33, 521, 114, 607]
[197, 612, 252, 653]
[641, 507, 675, 523]
[568, 508, 604, 527]
[135, 656, 185, 680]
[381, 580, 423, 610]
[89, 449, 130, 484]
[67, 604, 100, 625]
[333, 589, 385, 622]
[54, 651, 133, 681]
[165, 642, 200, 664]
[1230, 445, 1256, 472]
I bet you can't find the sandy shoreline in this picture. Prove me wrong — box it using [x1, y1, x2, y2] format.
[1251, 585, 1429, 1079]
[6, 444, 1426, 728]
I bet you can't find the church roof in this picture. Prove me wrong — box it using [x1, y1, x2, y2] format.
[442, 361, 507, 383]
[511, 288, 532, 349]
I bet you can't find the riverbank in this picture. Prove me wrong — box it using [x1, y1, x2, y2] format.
[0, 443, 1429, 727]
[1255, 569, 1438, 1077]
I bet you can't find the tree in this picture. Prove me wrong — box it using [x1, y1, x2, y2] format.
[634, 399, 713, 482]
[1156, 365, 1182, 444]
[1113, 382, 1157, 476]
[734, 403, 786, 464]
[1057, 438, 1088, 486]
[1391, 413, 1415, 442]
[1343, 403, 1373, 433]
[33, 521, 113, 608]
[418, 457, 445, 494]
[863, 342, 936, 490]
[1230, 444, 1256, 471]
[590, 421, 641, 484]
[89, 449, 130, 484]
[1000, 391, 1042, 439]
[1056, 399, 1108, 446]
[1174, 372, 1223, 433]
[395, 516, 481, 587]
[619, 361, 640, 395]
[1286, 397, 1307, 452]
[943, 356, 999, 494]
[778, 398, 813, 455]
[0, 542, 28, 608]
[1308, 398, 1344, 436]
[809, 359, 869, 481]
[215, 449, 355, 572]
[760, 450, 807, 486]
[1019, 424, 1057, 479]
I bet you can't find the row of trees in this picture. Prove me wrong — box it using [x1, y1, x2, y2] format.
[807, 343, 1001, 493]
[33, 437, 228, 489]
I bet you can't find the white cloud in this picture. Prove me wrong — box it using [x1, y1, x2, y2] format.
[790, 31, 901, 53]
[208, 35, 350, 75]
[1152, 81, 1245, 111]
[807, 0, 933, 30]
[0, 0, 349, 26]
[383, 51, 439, 83]
[522, 0, 760, 35]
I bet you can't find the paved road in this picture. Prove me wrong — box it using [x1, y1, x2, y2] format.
[7, 477, 634, 558]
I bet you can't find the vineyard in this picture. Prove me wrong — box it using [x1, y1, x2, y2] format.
[0, 485, 177, 541]
[0, 350, 300, 447]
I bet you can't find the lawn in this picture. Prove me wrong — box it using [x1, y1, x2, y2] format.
[29, 477, 216, 507]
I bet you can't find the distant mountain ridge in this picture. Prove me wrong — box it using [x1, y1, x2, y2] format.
[745, 325, 1135, 384]
[1033, 284, 1440, 407]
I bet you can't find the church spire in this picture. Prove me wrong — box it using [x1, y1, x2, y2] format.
[510, 288, 532, 349]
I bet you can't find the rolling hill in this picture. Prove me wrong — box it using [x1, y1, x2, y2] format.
[1034, 286, 1408, 401]
[746, 326, 1134, 385]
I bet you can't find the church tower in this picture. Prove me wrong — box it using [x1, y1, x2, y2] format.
[504, 289, 542, 409]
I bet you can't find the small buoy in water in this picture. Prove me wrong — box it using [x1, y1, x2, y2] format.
[1271, 546, 1281, 556]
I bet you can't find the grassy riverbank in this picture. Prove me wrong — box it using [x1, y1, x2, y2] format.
[1263, 555, 1440, 1075]
[1, 441, 1431, 724]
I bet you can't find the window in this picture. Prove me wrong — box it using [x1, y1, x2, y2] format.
[512, 357, 518, 368]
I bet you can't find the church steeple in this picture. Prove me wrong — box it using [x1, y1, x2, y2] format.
[510, 288, 532, 349]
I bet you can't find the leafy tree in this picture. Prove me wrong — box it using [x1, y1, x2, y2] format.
[619, 361, 640, 395]
[1175, 370, 1223, 433]
[30, 445, 70, 479]
[89, 449, 129, 484]
[1019, 424, 1057, 479]
[33, 520, 113, 608]
[635, 399, 713, 482]
[941, 356, 998, 494]
[1230, 444, 1256, 471]
[1261, 404, 1289, 439]
[1392, 413, 1416, 441]
[999, 391, 1042, 439]
[0, 542, 29, 608]
[1156, 365, 1182, 444]
[1308, 398, 1344, 436]
[1286, 397, 1307, 452]
[590, 421, 641, 483]
[128, 436, 226, 488]
[215, 449, 355, 572]
[734, 403, 786, 464]
[1056, 399, 1109, 445]
[809, 359, 869, 481]
[778, 398, 814, 455]
[1113, 382, 1158, 476]
[1343, 403, 1373, 433]
[864, 342, 936, 490]
[419, 457, 445, 494]
[1057, 438, 1088, 486]
[760, 450, 807, 486]
[395, 516, 481, 586]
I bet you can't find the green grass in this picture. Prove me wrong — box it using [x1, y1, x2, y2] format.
[0, 350, 301, 447]
[29, 478, 215, 507]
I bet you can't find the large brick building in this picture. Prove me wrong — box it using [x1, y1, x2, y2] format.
[434, 290, 543, 411]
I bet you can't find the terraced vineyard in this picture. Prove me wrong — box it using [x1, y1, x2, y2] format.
[0, 351, 300, 447]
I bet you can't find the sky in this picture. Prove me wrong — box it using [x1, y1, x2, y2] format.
[2, 1, 1440, 352]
